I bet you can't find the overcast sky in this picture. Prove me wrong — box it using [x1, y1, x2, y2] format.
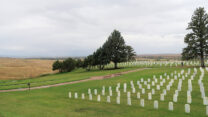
[0, 0, 207, 57]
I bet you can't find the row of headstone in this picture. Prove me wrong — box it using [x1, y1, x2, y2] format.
[68, 68, 208, 115]
[69, 91, 195, 113]
[105, 60, 205, 69]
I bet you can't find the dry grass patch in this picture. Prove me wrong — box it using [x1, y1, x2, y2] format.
[0, 58, 56, 80]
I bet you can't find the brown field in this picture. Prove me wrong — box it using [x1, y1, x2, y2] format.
[0, 58, 56, 80]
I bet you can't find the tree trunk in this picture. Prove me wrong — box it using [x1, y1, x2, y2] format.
[200, 52, 205, 68]
[114, 62, 118, 69]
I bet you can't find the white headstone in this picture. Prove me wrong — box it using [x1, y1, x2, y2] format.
[139, 84, 142, 89]
[69, 92, 72, 98]
[127, 92, 131, 98]
[116, 96, 120, 104]
[137, 81, 140, 85]
[185, 104, 190, 113]
[88, 88, 91, 94]
[94, 89, 97, 95]
[147, 84, 151, 89]
[169, 102, 173, 111]
[109, 90, 112, 96]
[174, 76, 177, 80]
[107, 96, 111, 103]
[148, 93, 152, 100]
[152, 89, 155, 95]
[140, 99, 145, 107]
[127, 97, 131, 106]
[102, 89, 105, 96]
[155, 79, 158, 83]
[97, 95, 101, 102]
[160, 75, 162, 80]
[163, 89, 167, 95]
[160, 94, 164, 101]
[173, 94, 178, 102]
[203, 97, 208, 105]
[154, 100, 158, 109]
[160, 82, 164, 86]
[117, 91, 120, 97]
[137, 92, 140, 99]
[157, 85, 160, 90]
[124, 83, 127, 93]
[116, 87, 119, 92]
[117, 83, 120, 88]
[167, 75, 170, 80]
[74, 92, 78, 99]
[132, 87, 136, 93]
[187, 96, 192, 104]
[206, 106, 208, 116]
[89, 94, 92, 100]
[142, 88, 145, 94]
[152, 82, 155, 86]
[109, 86, 112, 92]
[81, 93, 85, 99]
[166, 85, 170, 91]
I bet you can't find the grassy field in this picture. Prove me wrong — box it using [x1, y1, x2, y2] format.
[0, 58, 56, 80]
[0, 67, 141, 90]
[0, 66, 207, 117]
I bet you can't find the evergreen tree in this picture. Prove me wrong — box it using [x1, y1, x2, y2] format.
[103, 30, 128, 69]
[182, 7, 208, 67]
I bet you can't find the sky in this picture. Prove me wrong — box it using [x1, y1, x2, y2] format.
[0, 0, 207, 57]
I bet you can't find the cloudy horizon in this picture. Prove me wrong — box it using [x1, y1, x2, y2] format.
[0, 0, 207, 58]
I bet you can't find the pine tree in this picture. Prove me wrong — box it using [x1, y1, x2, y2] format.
[103, 30, 128, 69]
[182, 7, 208, 67]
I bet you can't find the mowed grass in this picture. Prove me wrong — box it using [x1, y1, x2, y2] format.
[0, 67, 141, 90]
[0, 58, 56, 80]
[1, 67, 208, 117]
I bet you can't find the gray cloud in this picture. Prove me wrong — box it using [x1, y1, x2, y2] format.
[0, 0, 207, 57]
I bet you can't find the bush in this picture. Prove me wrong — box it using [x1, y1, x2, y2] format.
[52, 58, 76, 73]
[62, 58, 76, 72]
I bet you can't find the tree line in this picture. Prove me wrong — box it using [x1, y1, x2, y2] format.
[52, 30, 136, 73]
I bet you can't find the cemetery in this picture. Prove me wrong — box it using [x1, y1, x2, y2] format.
[68, 67, 208, 116]
[0, 2, 207, 117]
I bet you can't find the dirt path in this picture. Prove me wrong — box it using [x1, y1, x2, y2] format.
[0, 68, 148, 93]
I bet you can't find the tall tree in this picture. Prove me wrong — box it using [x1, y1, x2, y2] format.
[126, 45, 136, 61]
[103, 30, 128, 69]
[182, 7, 208, 67]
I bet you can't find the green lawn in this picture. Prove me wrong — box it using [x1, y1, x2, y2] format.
[0, 67, 141, 90]
[0, 66, 208, 117]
